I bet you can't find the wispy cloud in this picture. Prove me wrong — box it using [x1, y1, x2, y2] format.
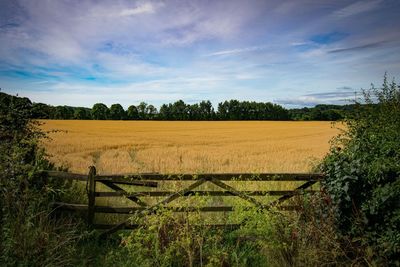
[119, 2, 157, 17]
[275, 96, 327, 107]
[0, 23, 19, 29]
[337, 86, 354, 90]
[333, 0, 383, 18]
[305, 91, 356, 99]
[276, 88, 360, 107]
[328, 40, 388, 53]
[205, 46, 264, 57]
[276, 95, 352, 107]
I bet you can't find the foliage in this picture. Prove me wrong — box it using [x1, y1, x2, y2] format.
[2, 92, 354, 121]
[31, 102, 53, 119]
[127, 105, 139, 119]
[101, 198, 360, 267]
[103, 206, 279, 267]
[137, 101, 148, 120]
[145, 104, 158, 120]
[289, 104, 356, 121]
[321, 74, 400, 264]
[110, 103, 126, 120]
[217, 100, 290, 120]
[0, 93, 82, 266]
[159, 100, 215, 120]
[30, 100, 92, 120]
[74, 107, 92, 119]
[54, 105, 75, 119]
[92, 103, 110, 120]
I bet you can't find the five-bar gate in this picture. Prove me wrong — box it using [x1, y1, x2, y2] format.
[48, 166, 323, 237]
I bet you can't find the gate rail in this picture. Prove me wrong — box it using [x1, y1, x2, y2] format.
[47, 167, 323, 237]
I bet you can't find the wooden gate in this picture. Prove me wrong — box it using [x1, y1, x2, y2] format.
[48, 167, 323, 237]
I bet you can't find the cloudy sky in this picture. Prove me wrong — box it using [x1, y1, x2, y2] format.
[0, 0, 399, 108]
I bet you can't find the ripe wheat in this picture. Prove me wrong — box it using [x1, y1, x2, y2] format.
[40, 120, 339, 174]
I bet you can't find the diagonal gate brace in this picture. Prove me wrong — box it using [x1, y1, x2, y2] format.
[100, 181, 148, 207]
[269, 180, 317, 206]
[99, 178, 207, 238]
[210, 178, 266, 208]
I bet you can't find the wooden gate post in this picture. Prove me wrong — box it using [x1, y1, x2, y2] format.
[87, 166, 96, 226]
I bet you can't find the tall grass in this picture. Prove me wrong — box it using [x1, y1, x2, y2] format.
[98, 194, 352, 267]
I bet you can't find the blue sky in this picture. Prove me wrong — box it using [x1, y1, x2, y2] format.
[0, 0, 399, 108]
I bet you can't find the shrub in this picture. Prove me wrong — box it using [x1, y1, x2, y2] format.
[104, 205, 295, 267]
[321, 74, 400, 264]
[0, 93, 81, 266]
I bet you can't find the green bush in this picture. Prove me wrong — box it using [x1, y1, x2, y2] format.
[103, 203, 348, 267]
[0, 93, 82, 266]
[104, 209, 245, 266]
[321, 74, 400, 264]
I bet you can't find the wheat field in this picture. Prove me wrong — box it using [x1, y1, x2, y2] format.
[39, 120, 339, 174]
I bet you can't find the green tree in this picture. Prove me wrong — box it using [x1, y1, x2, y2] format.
[199, 100, 214, 120]
[92, 103, 109, 120]
[172, 100, 188, 120]
[217, 101, 229, 120]
[109, 104, 126, 120]
[137, 102, 148, 120]
[127, 105, 139, 120]
[188, 103, 200, 120]
[31, 103, 52, 119]
[145, 104, 157, 120]
[53, 106, 74, 119]
[215, 100, 290, 120]
[74, 107, 91, 119]
[158, 104, 171, 120]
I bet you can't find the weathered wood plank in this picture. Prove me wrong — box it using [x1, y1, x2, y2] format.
[87, 166, 96, 225]
[94, 173, 324, 181]
[96, 206, 235, 213]
[96, 178, 158, 187]
[45, 170, 323, 182]
[150, 178, 207, 207]
[99, 181, 148, 207]
[99, 178, 206, 237]
[51, 203, 300, 213]
[269, 180, 318, 206]
[95, 190, 317, 197]
[210, 178, 265, 208]
[49, 168, 321, 238]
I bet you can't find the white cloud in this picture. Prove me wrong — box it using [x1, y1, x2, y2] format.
[119, 2, 156, 17]
[333, 0, 382, 18]
[93, 52, 166, 78]
[205, 46, 264, 57]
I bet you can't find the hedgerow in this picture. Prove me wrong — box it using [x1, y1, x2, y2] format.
[321, 74, 400, 264]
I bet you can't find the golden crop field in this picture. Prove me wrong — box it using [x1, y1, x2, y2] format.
[39, 120, 340, 174]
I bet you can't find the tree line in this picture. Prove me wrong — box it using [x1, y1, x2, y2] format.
[289, 104, 356, 121]
[1, 91, 355, 121]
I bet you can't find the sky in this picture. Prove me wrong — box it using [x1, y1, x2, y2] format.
[0, 0, 399, 108]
